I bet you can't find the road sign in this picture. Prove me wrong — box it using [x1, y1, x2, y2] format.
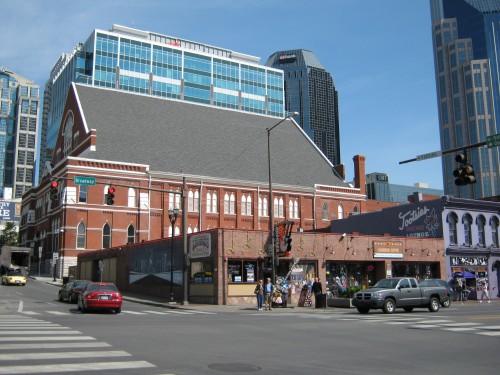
[486, 133, 500, 148]
[74, 176, 96, 185]
[52, 253, 59, 260]
[416, 150, 442, 161]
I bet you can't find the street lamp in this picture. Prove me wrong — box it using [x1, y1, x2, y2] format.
[168, 207, 180, 302]
[267, 111, 299, 283]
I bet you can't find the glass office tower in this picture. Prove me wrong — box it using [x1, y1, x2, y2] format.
[0, 68, 39, 198]
[430, 0, 500, 199]
[39, 25, 285, 179]
[266, 50, 340, 166]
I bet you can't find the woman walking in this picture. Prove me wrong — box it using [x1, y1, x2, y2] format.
[254, 279, 264, 310]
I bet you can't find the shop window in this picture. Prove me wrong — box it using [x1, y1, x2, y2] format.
[227, 260, 257, 282]
[191, 260, 213, 283]
[448, 212, 458, 245]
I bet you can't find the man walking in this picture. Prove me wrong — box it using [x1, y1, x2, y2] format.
[479, 279, 491, 303]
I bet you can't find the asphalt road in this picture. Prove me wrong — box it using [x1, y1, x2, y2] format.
[1, 279, 499, 375]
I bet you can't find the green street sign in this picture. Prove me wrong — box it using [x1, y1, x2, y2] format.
[74, 176, 96, 186]
[486, 133, 500, 148]
[416, 150, 442, 161]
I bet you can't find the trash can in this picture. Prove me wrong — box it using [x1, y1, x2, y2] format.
[315, 293, 327, 308]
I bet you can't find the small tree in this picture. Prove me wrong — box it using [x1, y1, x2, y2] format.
[0, 222, 19, 247]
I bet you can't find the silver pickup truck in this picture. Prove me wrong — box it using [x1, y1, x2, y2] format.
[352, 277, 450, 314]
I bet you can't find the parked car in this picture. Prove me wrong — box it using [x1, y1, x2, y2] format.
[418, 279, 453, 307]
[58, 280, 90, 303]
[1, 270, 27, 286]
[77, 282, 122, 313]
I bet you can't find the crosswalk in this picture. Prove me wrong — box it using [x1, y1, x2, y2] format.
[248, 312, 500, 337]
[0, 315, 156, 374]
[20, 309, 217, 317]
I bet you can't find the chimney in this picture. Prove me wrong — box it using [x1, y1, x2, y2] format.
[353, 155, 366, 196]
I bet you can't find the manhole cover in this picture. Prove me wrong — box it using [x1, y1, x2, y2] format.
[208, 363, 261, 372]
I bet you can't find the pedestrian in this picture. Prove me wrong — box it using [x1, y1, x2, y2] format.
[478, 280, 491, 303]
[311, 277, 323, 307]
[264, 277, 274, 311]
[254, 279, 264, 310]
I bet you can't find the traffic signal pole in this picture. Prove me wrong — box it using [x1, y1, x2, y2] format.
[399, 140, 487, 165]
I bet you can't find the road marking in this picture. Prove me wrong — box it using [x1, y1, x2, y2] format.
[16, 301, 23, 313]
[163, 310, 194, 315]
[0, 360, 155, 374]
[0, 336, 96, 342]
[0, 342, 111, 350]
[0, 326, 69, 330]
[0, 350, 131, 361]
[0, 330, 81, 335]
[477, 325, 500, 330]
[143, 310, 171, 315]
[476, 331, 500, 336]
[45, 311, 71, 316]
[120, 311, 147, 315]
[21, 311, 41, 315]
[440, 322, 481, 327]
[442, 327, 479, 332]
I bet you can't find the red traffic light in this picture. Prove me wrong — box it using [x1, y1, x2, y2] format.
[108, 187, 116, 194]
[51, 181, 59, 188]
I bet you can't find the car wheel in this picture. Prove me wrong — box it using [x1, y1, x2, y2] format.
[115, 308, 121, 314]
[428, 297, 440, 312]
[383, 299, 396, 314]
[357, 307, 370, 314]
[441, 299, 451, 308]
[403, 307, 414, 312]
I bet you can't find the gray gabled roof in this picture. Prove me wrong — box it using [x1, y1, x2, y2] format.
[73, 83, 349, 189]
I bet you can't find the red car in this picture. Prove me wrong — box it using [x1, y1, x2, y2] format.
[77, 282, 122, 314]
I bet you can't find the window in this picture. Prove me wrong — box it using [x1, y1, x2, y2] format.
[338, 204, 344, 220]
[491, 217, 499, 247]
[169, 192, 180, 209]
[289, 198, 299, 219]
[241, 194, 252, 215]
[258, 196, 268, 217]
[463, 214, 472, 246]
[274, 197, 284, 217]
[127, 224, 135, 244]
[448, 212, 458, 245]
[188, 190, 200, 212]
[168, 223, 180, 237]
[191, 260, 213, 283]
[477, 215, 486, 247]
[128, 188, 136, 207]
[322, 203, 328, 220]
[79, 185, 87, 203]
[76, 222, 86, 249]
[102, 223, 111, 248]
[227, 260, 257, 282]
[63, 114, 73, 157]
[224, 192, 235, 214]
[207, 192, 217, 213]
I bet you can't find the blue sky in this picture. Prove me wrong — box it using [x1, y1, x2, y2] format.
[1, 0, 443, 189]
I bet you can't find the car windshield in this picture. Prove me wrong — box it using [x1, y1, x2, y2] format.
[6, 271, 23, 277]
[87, 284, 118, 292]
[373, 279, 399, 289]
[73, 281, 88, 288]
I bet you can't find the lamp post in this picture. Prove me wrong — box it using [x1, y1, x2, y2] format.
[267, 111, 299, 283]
[168, 208, 179, 302]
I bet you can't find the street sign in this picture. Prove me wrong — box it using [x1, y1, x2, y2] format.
[74, 176, 96, 185]
[52, 253, 59, 260]
[486, 133, 500, 148]
[416, 150, 442, 161]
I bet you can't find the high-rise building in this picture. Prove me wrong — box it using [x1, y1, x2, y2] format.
[430, 0, 500, 199]
[0, 68, 39, 199]
[266, 50, 340, 165]
[39, 25, 285, 179]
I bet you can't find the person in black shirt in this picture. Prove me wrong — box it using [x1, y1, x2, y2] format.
[311, 277, 323, 307]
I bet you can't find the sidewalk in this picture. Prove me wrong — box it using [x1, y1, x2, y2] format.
[30, 275, 497, 312]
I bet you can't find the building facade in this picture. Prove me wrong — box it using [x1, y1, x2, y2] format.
[331, 195, 500, 300]
[39, 25, 286, 178]
[266, 50, 341, 166]
[430, 0, 500, 199]
[365, 172, 443, 203]
[0, 68, 39, 199]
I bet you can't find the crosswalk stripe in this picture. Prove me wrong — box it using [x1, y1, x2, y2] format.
[442, 327, 479, 332]
[45, 311, 71, 316]
[0, 350, 131, 361]
[185, 310, 217, 315]
[0, 360, 155, 374]
[0, 330, 81, 335]
[0, 336, 96, 342]
[0, 326, 69, 330]
[0, 342, 111, 350]
[164, 310, 194, 315]
[476, 331, 500, 336]
[143, 310, 171, 315]
[21, 311, 41, 315]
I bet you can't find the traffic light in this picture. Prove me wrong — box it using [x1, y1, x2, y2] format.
[50, 181, 59, 201]
[106, 186, 115, 205]
[453, 154, 476, 186]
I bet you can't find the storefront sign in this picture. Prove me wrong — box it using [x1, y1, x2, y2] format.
[451, 256, 487, 266]
[373, 241, 403, 259]
[0, 200, 20, 221]
[189, 233, 211, 258]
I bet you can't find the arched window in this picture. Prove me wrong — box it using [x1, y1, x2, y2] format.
[463, 214, 473, 246]
[79, 185, 88, 203]
[224, 193, 230, 214]
[477, 215, 486, 247]
[212, 192, 217, 213]
[338, 204, 344, 220]
[188, 227, 193, 234]
[353, 205, 359, 214]
[207, 192, 212, 213]
[289, 199, 299, 219]
[224, 193, 235, 214]
[242, 195, 248, 215]
[63, 113, 73, 157]
[76, 222, 86, 249]
[322, 203, 328, 220]
[168, 224, 181, 237]
[491, 216, 499, 247]
[169, 192, 180, 209]
[127, 224, 135, 244]
[274, 197, 284, 217]
[259, 196, 268, 217]
[102, 223, 111, 249]
[128, 188, 136, 207]
[188, 191, 199, 212]
[448, 212, 458, 245]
